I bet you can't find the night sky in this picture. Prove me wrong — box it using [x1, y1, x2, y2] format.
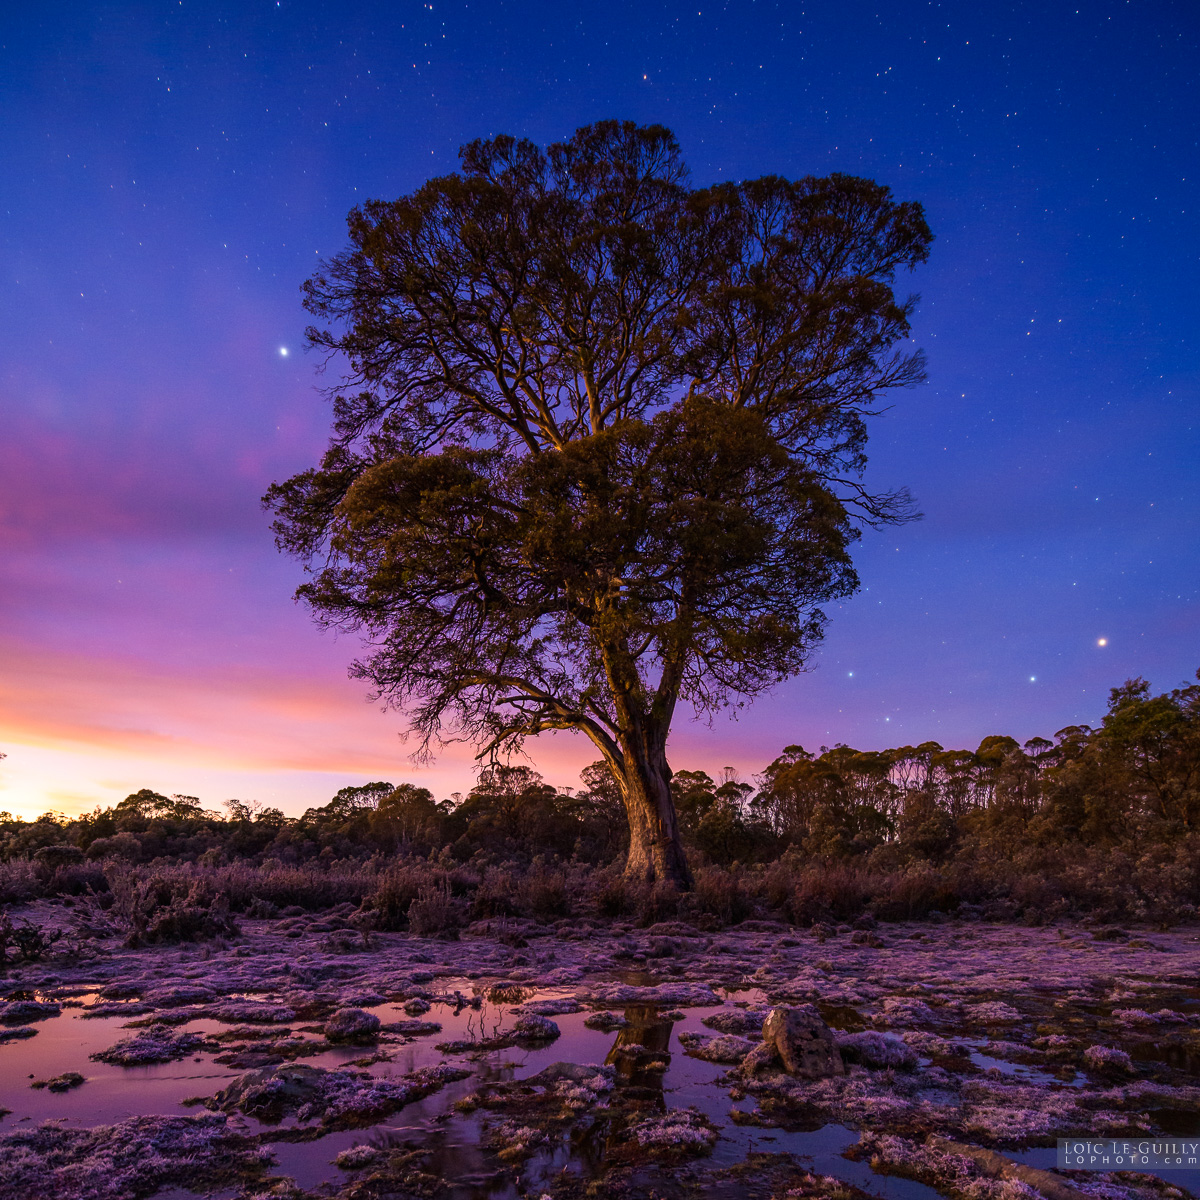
[2, 1, 1196, 819]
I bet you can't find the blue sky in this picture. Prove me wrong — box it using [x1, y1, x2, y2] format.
[1, 0, 1196, 817]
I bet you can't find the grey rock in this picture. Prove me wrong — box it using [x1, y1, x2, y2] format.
[740, 1041, 782, 1076]
[747, 1005, 844, 1079]
[212, 1062, 326, 1115]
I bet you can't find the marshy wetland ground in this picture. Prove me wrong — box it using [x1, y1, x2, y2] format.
[2, 901, 1199, 1200]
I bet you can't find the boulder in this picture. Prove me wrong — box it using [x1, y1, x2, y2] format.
[745, 1004, 844, 1078]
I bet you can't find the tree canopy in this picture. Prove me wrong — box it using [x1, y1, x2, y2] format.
[265, 120, 933, 886]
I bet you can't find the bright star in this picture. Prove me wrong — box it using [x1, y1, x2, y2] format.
[279, 347, 289, 357]
[1097, 637, 1107, 647]
[1029, 676, 1036, 682]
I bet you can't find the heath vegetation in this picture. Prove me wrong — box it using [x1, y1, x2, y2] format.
[3, 670, 1198, 938]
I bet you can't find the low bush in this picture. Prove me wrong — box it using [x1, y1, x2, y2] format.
[516, 860, 569, 921]
[0, 859, 39, 905]
[634, 880, 682, 927]
[688, 865, 754, 926]
[594, 870, 632, 918]
[470, 866, 519, 919]
[0, 908, 63, 962]
[105, 866, 239, 947]
[216, 861, 374, 912]
[46, 861, 109, 897]
[407, 881, 468, 938]
[362, 862, 439, 931]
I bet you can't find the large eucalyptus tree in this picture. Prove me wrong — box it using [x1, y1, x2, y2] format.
[265, 121, 932, 888]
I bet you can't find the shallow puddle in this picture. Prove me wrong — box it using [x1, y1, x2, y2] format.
[1130, 1039, 1200, 1075]
[6, 920, 1200, 1200]
[958, 1039, 1084, 1089]
[1, 980, 949, 1198]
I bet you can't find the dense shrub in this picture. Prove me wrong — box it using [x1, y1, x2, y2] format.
[594, 870, 633, 919]
[516, 860, 569, 921]
[634, 880, 682, 927]
[220, 861, 372, 911]
[45, 861, 108, 897]
[105, 866, 239, 947]
[363, 863, 442, 931]
[688, 865, 753, 926]
[0, 836, 1197, 935]
[0, 668, 1197, 929]
[0, 859, 39, 905]
[471, 866, 522, 918]
[85, 832, 141, 861]
[407, 882, 468, 938]
[0, 908, 62, 962]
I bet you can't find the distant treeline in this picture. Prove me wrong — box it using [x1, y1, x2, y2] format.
[2, 672, 1197, 878]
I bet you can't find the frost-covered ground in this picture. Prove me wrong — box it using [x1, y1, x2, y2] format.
[1, 903, 1198, 1200]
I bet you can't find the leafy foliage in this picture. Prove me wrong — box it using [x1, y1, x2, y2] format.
[264, 120, 932, 884]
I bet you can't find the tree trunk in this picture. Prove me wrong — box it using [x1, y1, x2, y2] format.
[619, 751, 693, 890]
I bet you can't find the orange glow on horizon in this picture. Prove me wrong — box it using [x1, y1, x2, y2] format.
[0, 637, 601, 820]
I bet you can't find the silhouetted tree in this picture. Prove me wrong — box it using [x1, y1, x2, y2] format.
[265, 120, 932, 887]
[369, 784, 442, 851]
[114, 790, 208, 820]
[1036, 673, 1200, 842]
[1101, 674, 1200, 828]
